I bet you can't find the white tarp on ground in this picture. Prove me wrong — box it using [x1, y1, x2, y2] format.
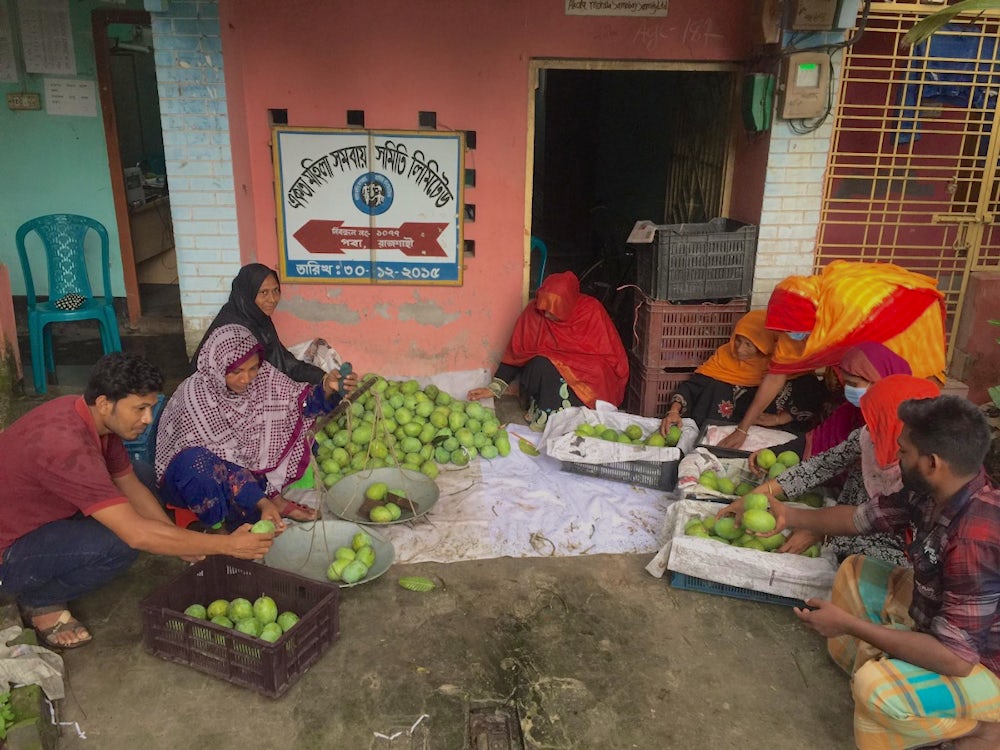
[293, 371, 681, 564]
[293, 371, 689, 565]
[375, 423, 679, 564]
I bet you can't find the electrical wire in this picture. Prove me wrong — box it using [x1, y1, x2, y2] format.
[782, 0, 874, 134]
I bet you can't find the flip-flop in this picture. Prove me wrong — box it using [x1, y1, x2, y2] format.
[33, 610, 93, 650]
[280, 499, 318, 522]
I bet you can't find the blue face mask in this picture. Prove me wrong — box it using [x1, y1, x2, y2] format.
[786, 332, 809, 341]
[844, 384, 868, 407]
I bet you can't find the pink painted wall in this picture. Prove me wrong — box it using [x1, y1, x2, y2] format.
[220, 0, 762, 376]
[954, 273, 1000, 405]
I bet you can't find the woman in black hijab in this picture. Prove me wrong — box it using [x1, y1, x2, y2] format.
[190, 263, 326, 384]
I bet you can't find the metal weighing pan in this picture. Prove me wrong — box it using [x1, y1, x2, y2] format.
[323, 466, 439, 525]
[263, 519, 395, 588]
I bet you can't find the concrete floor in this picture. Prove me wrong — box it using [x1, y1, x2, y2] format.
[7, 312, 857, 749]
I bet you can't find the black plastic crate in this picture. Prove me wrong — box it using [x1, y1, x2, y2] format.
[635, 218, 758, 302]
[140, 556, 340, 698]
[670, 572, 805, 607]
[561, 457, 678, 491]
[694, 419, 753, 459]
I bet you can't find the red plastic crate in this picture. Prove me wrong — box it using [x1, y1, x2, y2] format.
[625, 356, 696, 418]
[631, 297, 749, 369]
[140, 556, 340, 698]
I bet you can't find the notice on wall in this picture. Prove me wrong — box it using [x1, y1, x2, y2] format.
[273, 127, 465, 286]
[0, 3, 17, 83]
[44, 78, 97, 116]
[565, 0, 668, 16]
[17, 0, 75, 75]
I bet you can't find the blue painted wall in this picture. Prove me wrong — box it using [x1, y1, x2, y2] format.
[0, 0, 145, 297]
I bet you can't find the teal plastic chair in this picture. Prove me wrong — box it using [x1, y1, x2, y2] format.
[530, 235, 548, 291]
[16, 214, 123, 394]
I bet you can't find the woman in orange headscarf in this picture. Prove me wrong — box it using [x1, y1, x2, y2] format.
[735, 374, 941, 564]
[467, 271, 628, 430]
[659, 311, 826, 434]
[718, 260, 946, 450]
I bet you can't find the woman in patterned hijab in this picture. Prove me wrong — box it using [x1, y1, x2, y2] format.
[156, 324, 347, 531]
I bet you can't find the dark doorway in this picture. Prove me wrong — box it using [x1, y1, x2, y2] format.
[530, 66, 737, 338]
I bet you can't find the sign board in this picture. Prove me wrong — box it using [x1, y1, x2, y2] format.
[273, 127, 464, 285]
[565, 0, 668, 17]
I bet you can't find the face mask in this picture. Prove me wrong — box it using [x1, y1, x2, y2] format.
[843, 384, 867, 407]
[786, 332, 809, 341]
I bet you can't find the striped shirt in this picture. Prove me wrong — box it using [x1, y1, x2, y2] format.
[855, 469, 1000, 675]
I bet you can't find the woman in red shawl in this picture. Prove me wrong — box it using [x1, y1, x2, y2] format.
[718, 261, 945, 450]
[467, 271, 628, 430]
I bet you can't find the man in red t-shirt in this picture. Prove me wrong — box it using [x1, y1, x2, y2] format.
[0, 353, 274, 649]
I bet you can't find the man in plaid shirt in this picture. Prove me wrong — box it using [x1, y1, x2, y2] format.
[727, 392, 1000, 749]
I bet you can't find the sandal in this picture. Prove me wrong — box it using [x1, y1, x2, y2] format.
[280, 499, 318, 522]
[32, 610, 93, 650]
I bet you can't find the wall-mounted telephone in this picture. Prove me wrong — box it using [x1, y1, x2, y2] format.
[777, 52, 831, 120]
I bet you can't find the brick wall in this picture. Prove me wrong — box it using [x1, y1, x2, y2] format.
[751, 54, 841, 309]
[146, 0, 238, 352]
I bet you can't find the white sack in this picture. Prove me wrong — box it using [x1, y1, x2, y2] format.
[645, 499, 837, 604]
[542, 405, 698, 465]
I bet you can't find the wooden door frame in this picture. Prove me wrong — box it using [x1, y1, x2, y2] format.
[93, 8, 150, 326]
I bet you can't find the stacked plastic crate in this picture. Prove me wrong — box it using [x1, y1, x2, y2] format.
[626, 219, 757, 418]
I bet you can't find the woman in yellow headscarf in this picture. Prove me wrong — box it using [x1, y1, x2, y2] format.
[718, 261, 946, 450]
[659, 311, 826, 435]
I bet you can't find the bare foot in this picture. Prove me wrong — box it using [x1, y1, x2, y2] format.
[954, 721, 1000, 749]
[280, 500, 318, 522]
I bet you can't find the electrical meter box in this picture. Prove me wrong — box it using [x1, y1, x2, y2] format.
[778, 52, 831, 120]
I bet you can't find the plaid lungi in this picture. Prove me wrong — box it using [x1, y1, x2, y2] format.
[828, 555, 1000, 749]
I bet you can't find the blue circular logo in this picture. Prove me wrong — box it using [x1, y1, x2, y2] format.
[352, 173, 393, 216]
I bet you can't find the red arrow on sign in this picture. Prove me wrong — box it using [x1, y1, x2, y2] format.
[293, 220, 448, 257]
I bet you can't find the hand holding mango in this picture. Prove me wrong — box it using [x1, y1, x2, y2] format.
[751, 448, 800, 477]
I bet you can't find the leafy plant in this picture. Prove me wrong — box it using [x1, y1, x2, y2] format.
[903, 0, 1000, 46]
[0, 690, 15, 740]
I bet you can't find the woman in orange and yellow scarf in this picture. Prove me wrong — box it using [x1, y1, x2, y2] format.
[718, 261, 946, 450]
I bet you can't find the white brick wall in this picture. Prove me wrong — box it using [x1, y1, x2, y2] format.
[753, 52, 841, 308]
[146, 0, 237, 352]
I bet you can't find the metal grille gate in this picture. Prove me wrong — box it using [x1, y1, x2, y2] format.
[816, 3, 1000, 362]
